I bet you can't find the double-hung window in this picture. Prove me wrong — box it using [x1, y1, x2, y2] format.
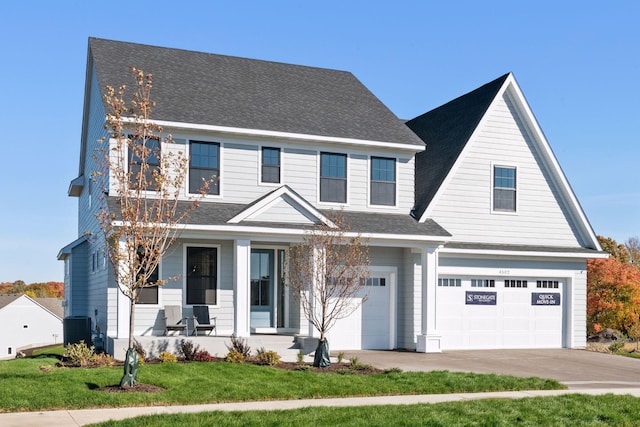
[190, 141, 220, 195]
[320, 152, 347, 203]
[370, 157, 396, 206]
[261, 147, 281, 183]
[129, 138, 160, 191]
[136, 247, 159, 305]
[186, 246, 218, 305]
[493, 166, 516, 212]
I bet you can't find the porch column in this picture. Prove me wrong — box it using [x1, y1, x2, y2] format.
[233, 239, 251, 337]
[307, 245, 323, 338]
[416, 245, 441, 353]
[116, 239, 130, 339]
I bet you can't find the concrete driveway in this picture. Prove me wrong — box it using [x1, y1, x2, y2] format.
[344, 349, 640, 389]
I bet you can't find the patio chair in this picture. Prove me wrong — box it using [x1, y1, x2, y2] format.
[192, 305, 217, 336]
[163, 305, 188, 336]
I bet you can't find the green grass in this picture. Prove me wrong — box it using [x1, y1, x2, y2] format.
[90, 394, 640, 426]
[0, 356, 563, 412]
[31, 345, 65, 357]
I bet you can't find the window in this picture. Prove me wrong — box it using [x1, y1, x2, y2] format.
[371, 157, 396, 206]
[261, 147, 281, 183]
[505, 279, 528, 288]
[537, 280, 559, 289]
[320, 152, 347, 203]
[471, 279, 495, 288]
[186, 247, 218, 305]
[366, 277, 386, 287]
[493, 166, 516, 212]
[438, 278, 461, 287]
[136, 246, 159, 304]
[129, 138, 160, 190]
[190, 141, 220, 195]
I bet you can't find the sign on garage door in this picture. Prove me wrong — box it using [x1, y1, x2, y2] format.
[436, 277, 564, 350]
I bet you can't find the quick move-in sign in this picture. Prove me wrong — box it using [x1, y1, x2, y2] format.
[465, 291, 497, 305]
[532, 293, 561, 306]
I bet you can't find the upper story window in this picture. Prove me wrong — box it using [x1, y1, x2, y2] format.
[129, 138, 160, 191]
[370, 157, 396, 206]
[320, 152, 347, 203]
[190, 141, 220, 195]
[261, 147, 281, 184]
[493, 166, 516, 212]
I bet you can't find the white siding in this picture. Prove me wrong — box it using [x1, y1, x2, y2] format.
[0, 297, 63, 359]
[429, 91, 581, 247]
[245, 197, 316, 224]
[398, 248, 421, 350]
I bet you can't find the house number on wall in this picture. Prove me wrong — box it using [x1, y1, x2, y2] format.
[498, 269, 510, 275]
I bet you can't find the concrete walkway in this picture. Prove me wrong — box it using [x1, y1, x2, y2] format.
[2, 388, 640, 427]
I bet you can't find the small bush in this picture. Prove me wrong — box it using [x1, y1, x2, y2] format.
[180, 340, 201, 361]
[256, 349, 281, 366]
[609, 341, 624, 353]
[64, 341, 95, 367]
[159, 351, 178, 363]
[383, 367, 403, 374]
[295, 364, 312, 372]
[225, 349, 245, 363]
[336, 351, 345, 363]
[132, 339, 147, 362]
[226, 334, 251, 358]
[296, 350, 305, 363]
[336, 368, 355, 375]
[91, 353, 116, 367]
[194, 350, 214, 362]
[349, 357, 374, 371]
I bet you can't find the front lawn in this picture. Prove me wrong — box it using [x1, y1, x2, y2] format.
[0, 355, 563, 412]
[91, 394, 640, 427]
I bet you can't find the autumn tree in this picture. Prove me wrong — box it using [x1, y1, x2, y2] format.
[587, 257, 640, 335]
[94, 67, 207, 386]
[597, 235, 630, 264]
[288, 214, 370, 367]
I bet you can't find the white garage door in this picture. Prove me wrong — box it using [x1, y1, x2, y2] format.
[437, 277, 564, 350]
[328, 270, 395, 350]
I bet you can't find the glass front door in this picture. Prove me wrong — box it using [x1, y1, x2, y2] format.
[250, 249, 274, 328]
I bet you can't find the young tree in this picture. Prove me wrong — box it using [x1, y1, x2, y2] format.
[288, 214, 370, 367]
[94, 67, 208, 386]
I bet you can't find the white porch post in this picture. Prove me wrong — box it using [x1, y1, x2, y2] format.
[233, 239, 251, 337]
[416, 245, 441, 353]
[116, 239, 130, 339]
[308, 245, 323, 338]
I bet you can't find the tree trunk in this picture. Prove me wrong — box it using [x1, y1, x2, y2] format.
[120, 298, 139, 386]
[313, 338, 331, 368]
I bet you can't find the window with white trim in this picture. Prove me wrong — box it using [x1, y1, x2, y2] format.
[505, 279, 528, 288]
[261, 147, 281, 183]
[493, 166, 516, 212]
[190, 141, 219, 195]
[370, 157, 396, 206]
[537, 280, 559, 289]
[320, 152, 347, 203]
[438, 278, 461, 287]
[471, 279, 495, 288]
[129, 138, 160, 191]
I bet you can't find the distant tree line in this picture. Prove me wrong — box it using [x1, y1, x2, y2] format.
[0, 281, 64, 299]
[587, 236, 640, 336]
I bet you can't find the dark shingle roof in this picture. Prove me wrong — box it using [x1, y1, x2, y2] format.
[89, 38, 424, 147]
[106, 197, 450, 238]
[406, 74, 510, 219]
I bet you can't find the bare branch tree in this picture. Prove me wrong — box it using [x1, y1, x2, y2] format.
[288, 213, 370, 367]
[92, 67, 209, 385]
[626, 237, 640, 268]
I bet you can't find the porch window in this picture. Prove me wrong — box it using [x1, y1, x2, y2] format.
[190, 141, 220, 195]
[370, 157, 396, 206]
[186, 247, 218, 305]
[129, 138, 160, 191]
[320, 152, 347, 203]
[261, 147, 281, 183]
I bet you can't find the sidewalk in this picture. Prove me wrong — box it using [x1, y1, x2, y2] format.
[3, 388, 640, 427]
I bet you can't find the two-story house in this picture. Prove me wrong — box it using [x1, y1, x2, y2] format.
[59, 38, 604, 358]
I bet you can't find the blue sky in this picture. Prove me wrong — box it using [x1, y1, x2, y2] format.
[0, 1, 638, 283]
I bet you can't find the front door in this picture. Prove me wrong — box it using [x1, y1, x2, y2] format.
[250, 249, 274, 328]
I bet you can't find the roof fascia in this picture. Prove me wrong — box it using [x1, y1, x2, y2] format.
[78, 45, 95, 178]
[439, 246, 609, 259]
[418, 74, 513, 222]
[227, 186, 336, 227]
[57, 235, 88, 260]
[124, 117, 425, 153]
[503, 77, 602, 251]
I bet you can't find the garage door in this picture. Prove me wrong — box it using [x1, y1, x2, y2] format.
[437, 277, 564, 350]
[328, 270, 395, 350]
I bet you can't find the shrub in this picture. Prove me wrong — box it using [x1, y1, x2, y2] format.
[609, 341, 624, 353]
[225, 349, 245, 363]
[349, 357, 374, 371]
[383, 367, 403, 374]
[296, 350, 305, 363]
[64, 341, 95, 367]
[256, 348, 281, 366]
[295, 364, 312, 372]
[226, 334, 251, 358]
[91, 353, 116, 367]
[193, 350, 214, 362]
[180, 340, 201, 361]
[336, 351, 345, 363]
[159, 351, 178, 363]
[132, 339, 147, 362]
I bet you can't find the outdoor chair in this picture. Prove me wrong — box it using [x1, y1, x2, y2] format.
[163, 305, 188, 336]
[192, 305, 217, 336]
